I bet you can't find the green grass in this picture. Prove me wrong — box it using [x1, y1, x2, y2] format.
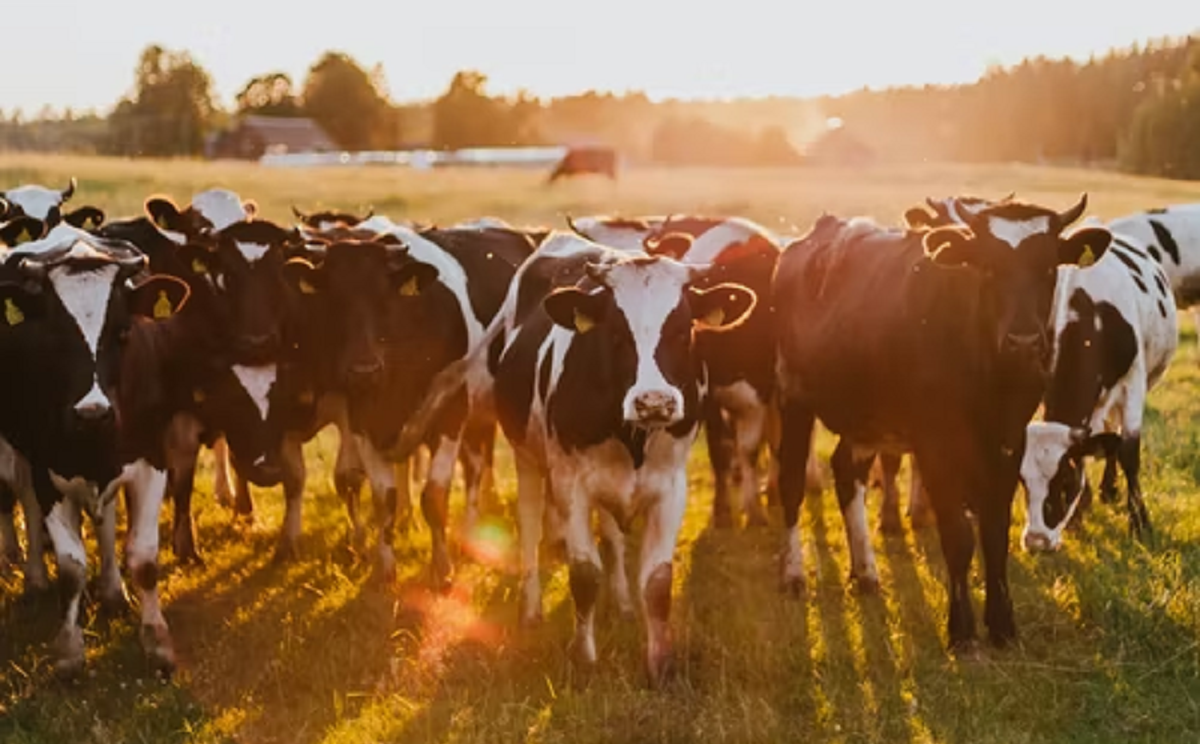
[1, 154, 1199, 743]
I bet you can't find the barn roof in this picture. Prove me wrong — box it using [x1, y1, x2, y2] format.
[236, 116, 336, 154]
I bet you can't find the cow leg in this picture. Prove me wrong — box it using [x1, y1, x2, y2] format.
[232, 473, 253, 519]
[907, 459, 935, 528]
[393, 459, 415, 535]
[355, 436, 398, 583]
[777, 399, 816, 595]
[831, 441, 880, 592]
[558, 480, 602, 667]
[764, 402, 783, 506]
[333, 422, 367, 548]
[124, 459, 175, 674]
[916, 449, 978, 651]
[212, 436, 235, 508]
[980, 451, 1018, 647]
[598, 509, 633, 618]
[0, 485, 19, 568]
[515, 453, 546, 626]
[639, 471, 687, 687]
[704, 401, 736, 530]
[166, 425, 204, 567]
[1098, 436, 1121, 505]
[1120, 432, 1151, 539]
[276, 433, 307, 561]
[878, 453, 904, 536]
[18, 480, 48, 593]
[95, 494, 128, 613]
[459, 421, 494, 541]
[734, 404, 770, 527]
[421, 436, 460, 592]
[44, 499, 87, 677]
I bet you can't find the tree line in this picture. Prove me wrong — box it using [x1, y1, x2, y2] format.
[1, 36, 1198, 177]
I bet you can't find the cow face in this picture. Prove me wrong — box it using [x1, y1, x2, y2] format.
[0, 178, 76, 222]
[1019, 422, 1116, 551]
[544, 256, 756, 427]
[145, 189, 257, 244]
[6, 225, 188, 432]
[181, 220, 306, 363]
[288, 237, 439, 390]
[291, 205, 374, 232]
[903, 194, 1013, 231]
[922, 194, 1111, 371]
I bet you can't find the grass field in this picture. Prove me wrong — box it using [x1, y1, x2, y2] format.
[1, 154, 1199, 744]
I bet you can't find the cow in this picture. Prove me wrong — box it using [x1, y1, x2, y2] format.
[280, 219, 538, 585]
[547, 146, 618, 184]
[1106, 205, 1200, 315]
[1, 178, 106, 235]
[1019, 228, 1177, 552]
[0, 224, 190, 676]
[291, 205, 375, 232]
[566, 214, 822, 528]
[772, 196, 1111, 650]
[461, 232, 756, 684]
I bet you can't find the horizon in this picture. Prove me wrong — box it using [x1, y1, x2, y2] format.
[7, 1, 1199, 116]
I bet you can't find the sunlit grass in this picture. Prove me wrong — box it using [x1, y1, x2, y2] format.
[2, 155, 1200, 743]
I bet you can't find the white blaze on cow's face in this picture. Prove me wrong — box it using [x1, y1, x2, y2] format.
[1020, 421, 1086, 552]
[231, 363, 276, 421]
[49, 251, 121, 418]
[235, 241, 271, 263]
[191, 189, 253, 231]
[988, 215, 1051, 249]
[3, 185, 66, 221]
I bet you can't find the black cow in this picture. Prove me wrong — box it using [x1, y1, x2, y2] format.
[547, 146, 618, 183]
[0, 224, 189, 675]
[772, 196, 1111, 650]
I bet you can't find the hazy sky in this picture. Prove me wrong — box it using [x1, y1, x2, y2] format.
[6, 0, 1198, 113]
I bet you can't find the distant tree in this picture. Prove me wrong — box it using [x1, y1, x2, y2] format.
[1121, 45, 1200, 179]
[301, 52, 393, 149]
[108, 44, 216, 156]
[431, 71, 541, 148]
[236, 72, 302, 117]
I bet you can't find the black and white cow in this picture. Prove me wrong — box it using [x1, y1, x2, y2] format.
[475, 232, 756, 684]
[1019, 226, 1177, 551]
[566, 215, 822, 528]
[772, 196, 1111, 649]
[0, 223, 190, 675]
[1107, 205, 1200, 309]
[0, 178, 106, 236]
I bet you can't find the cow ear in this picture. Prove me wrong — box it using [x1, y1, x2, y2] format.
[0, 217, 47, 247]
[1059, 227, 1111, 267]
[128, 275, 190, 320]
[145, 196, 185, 232]
[242, 200, 259, 220]
[177, 243, 220, 277]
[544, 287, 608, 333]
[689, 282, 757, 331]
[63, 206, 106, 230]
[0, 283, 45, 327]
[644, 232, 693, 259]
[392, 262, 439, 298]
[904, 206, 937, 231]
[923, 226, 976, 267]
[284, 257, 324, 296]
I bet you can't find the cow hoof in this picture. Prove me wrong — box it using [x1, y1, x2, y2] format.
[53, 655, 86, 681]
[53, 627, 85, 679]
[99, 586, 131, 617]
[853, 574, 881, 595]
[518, 610, 544, 630]
[173, 543, 206, 569]
[646, 651, 676, 690]
[373, 555, 397, 586]
[745, 509, 770, 529]
[948, 637, 983, 660]
[988, 624, 1017, 649]
[1100, 486, 1119, 505]
[272, 540, 300, 564]
[779, 575, 806, 598]
[878, 511, 904, 536]
[141, 624, 177, 676]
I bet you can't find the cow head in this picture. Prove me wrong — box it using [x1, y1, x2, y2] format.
[543, 255, 756, 427]
[1020, 422, 1118, 552]
[0, 178, 76, 222]
[291, 205, 374, 232]
[3, 225, 188, 430]
[178, 219, 307, 363]
[921, 194, 1110, 371]
[284, 235, 439, 390]
[903, 194, 1015, 231]
[145, 189, 258, 244]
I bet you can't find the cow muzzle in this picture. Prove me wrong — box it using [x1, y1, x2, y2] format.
[237, 332, 280, 362]
[1022, 529, 1059, 553]
[73, 386, 114, 424]
[625, 389, 684, 427]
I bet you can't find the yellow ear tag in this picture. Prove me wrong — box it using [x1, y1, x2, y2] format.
[398, 276, 420, 297]
[85, 216, 96, 229]
[155, 214, 169, 230]
[703, 307, 726, 327]
[15, 227, 31, 245]
[573, 309, 595, 334]
[192, 389, 206, 404]
[191, 258, 208, 275]
[1078, 245, 1096, 268]
[299, 278, 316, 295]
[4, 298, 24, 326]
[153, 290, 173, 319]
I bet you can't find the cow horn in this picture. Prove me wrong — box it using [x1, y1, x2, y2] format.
[0, 197, 9, 220]
[1001, 191, 1016, 203]
[565, 215, 584, 237]
[292, 205, 308, 222]
[61, 177, 77, 203]
[361, 207, 374, 222]
[18, 257, 48, 279]
[1057, 193, 1088, 229]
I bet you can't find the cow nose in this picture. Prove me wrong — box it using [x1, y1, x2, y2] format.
[1022, 530, 1056, 553]
[631, 391, 679, 425]
[75, 400, 112, 422]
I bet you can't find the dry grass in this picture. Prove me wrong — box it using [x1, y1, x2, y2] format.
[1, 154, 1199, 744]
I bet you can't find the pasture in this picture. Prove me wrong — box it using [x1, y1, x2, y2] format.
[1, 153, 1199, 744]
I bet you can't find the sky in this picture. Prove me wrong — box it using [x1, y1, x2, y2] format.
[4, 0, 1198, 114]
